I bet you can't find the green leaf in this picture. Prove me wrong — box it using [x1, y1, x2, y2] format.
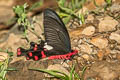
[106, 0, 112, 5]
[7, 52, 13, 57]
[74, 72, 80, 80]
[59, 5, 74, 14]
[5, 68, 17, 71]
[51, 70, 69, 79]
[23, 3, 28, 9]
[29, 68, 67, 79]
[59, 12, 70, 17]
[13, 6, 24, 17]
[93, 0, 99, 7]
[71, 0, 75, 10]
[0, 59, 9, 80]
[75, 0, 79, 8]
[29, 0, 43, 11]
[81, 66, 87, 80]
[18, 18, 22, 24]
[63, 16, 72, 24]
[58, 0, 66, 7]
[79, 13, 85, 24]
[69, 65, 75, 80]
[0, 62, 4, 66]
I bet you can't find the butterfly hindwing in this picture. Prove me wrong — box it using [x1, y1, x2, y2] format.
[44, 9, 71, 55]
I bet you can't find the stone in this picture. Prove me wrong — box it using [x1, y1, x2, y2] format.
[97, 49, 110, 60]
[86, 14, 94, 21]
[73, 47, 80, 51]
[0, 0, 14, 23]
[62, 62, 69, 68]
[27, 30, 39, 42]
[78, 44, 92, 54]
[73, 39, 78, 43]
[82, 54, 90, 60]
[110, 3, 120, 13]
[109, 32, 120, 43]
[82, 26, 95, 36]
[78, 39, 82, 44]
[77, 6, 88, 14]
[116, 53, 120, 60]
[84, 61, 119, 80]
[0, 52, 8, 61]
[98, 16, 118, 32]
[0, 33, 27, 53]
[90, 37, 108, 49]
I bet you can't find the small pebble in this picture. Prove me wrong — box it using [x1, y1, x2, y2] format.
[90, 37, 108, 49]
[82, 26, 95, 36]
[82, 54, 90, 60]
[79, 44, 93, 54]
[109, 32, 120, 44]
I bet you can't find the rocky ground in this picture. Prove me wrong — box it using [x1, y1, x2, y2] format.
[0, 0, 120, 80]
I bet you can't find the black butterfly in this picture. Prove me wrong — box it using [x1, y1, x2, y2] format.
[17, 9, 78, 61]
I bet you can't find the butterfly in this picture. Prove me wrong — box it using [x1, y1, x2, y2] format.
[17, 8, 78, 61]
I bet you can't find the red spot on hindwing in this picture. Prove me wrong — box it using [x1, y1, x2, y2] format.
[34, 47, 37, 51]
[17, 52, 21, 55]
[29, 52, 33, 57]
[17, 48, 21, 52]
[34, 56, 39, 61]
[26, 57, 30, 60]
[41, 51, 46, 58]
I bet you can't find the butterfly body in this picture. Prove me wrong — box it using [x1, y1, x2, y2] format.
[17, 9, 78, 61]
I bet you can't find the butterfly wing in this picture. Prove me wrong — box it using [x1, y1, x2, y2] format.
[44, 9, 71, 55]
[17, 9, 76, 60]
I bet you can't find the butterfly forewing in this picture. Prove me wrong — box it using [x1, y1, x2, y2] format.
[44, 9, 71, 54]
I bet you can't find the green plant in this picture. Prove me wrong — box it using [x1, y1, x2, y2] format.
[13, 2, 44, 42]
[93, 0, 99, 7]
[0, 49, 13, 57]
[0, 57, 15, 80]
[29, 65, 75, 80]
[13, 3, 30, 38]
[0, 48, 14, 80]
[58, 0, 87, 24]
[0, 51, 11, 80]
[105, 0, 112, 5]
[29, 0, 43, 11]
[0, 58, 9, 80]
[30, 69, 70, 80]
[103, 0, 112, 11]
[81, 66, 87, 80]
[29, 65, 87, 80]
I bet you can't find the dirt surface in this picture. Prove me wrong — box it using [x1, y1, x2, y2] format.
[0, 0, 120, 80]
